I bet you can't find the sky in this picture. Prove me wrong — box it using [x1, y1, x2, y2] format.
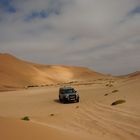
[0, 0, 140, 75]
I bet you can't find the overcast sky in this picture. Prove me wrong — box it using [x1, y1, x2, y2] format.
[0, 0, 140, 75]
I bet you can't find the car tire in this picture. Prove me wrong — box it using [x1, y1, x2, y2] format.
[76, 98, 79, 103]
[59, 98, 62, 102]
[63, 100, 67, 104]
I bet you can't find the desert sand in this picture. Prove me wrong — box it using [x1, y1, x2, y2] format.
[0, 53, 140, 140]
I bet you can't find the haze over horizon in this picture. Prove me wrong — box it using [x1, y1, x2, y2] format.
[0, 0, 140, 75]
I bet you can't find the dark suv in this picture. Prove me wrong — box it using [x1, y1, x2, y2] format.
[59, 87, 79, 103]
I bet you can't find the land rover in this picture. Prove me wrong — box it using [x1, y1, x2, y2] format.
[59, 87, 79, 103]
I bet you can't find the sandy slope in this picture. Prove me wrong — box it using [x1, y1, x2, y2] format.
[0, 117, 88, 140]
[0, 75, 140, 140]
[0, 53, 103, 91]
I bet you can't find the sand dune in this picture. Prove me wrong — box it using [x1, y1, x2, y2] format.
[0, 53, 103, 91]
[0, 53, 140, 140]
[0, 75, 139, 140]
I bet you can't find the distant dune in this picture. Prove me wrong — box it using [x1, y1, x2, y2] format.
[127, 71, 140, 78]
[0, 53, 104, 91]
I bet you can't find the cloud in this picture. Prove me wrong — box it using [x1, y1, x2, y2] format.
[0, 0, 16, 14]
[0, 0, 140, 75]
[24, 10, 49, 21]
[129, 5, 140, 15]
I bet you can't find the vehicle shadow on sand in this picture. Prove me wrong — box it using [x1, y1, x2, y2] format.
[53, 99, 77, 104]
[54, 99, 61, 103]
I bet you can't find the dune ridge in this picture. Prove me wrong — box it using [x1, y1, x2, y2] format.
[0, 53, 104, 91]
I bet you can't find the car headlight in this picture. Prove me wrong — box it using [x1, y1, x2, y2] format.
[76, 93, 79, 96]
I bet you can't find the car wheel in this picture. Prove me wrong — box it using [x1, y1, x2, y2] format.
[63, 100, 67, 104]
[76, 98, 79, 102]
[59, 98, 62, 102]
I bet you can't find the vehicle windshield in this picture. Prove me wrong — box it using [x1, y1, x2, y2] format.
[63, 89, 75, 94]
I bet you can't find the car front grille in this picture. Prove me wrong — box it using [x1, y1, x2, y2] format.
[69, 95, 76, 99]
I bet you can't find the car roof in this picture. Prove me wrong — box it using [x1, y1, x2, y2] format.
[60, 87, 74, 90]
